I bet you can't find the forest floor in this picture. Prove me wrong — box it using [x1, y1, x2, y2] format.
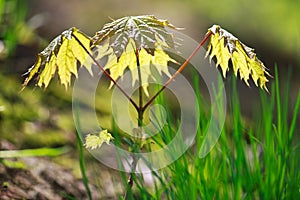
[0, 140, 101, 200]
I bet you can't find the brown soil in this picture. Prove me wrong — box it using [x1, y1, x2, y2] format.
[0, 141, 101, 200]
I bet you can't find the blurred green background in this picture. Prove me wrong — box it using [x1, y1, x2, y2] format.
[1, 1, 299, 198]
[1, 0, 299, 147]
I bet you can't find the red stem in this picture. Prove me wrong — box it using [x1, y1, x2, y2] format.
[72, 33, 139, 111]
[142, 31, 213, 111]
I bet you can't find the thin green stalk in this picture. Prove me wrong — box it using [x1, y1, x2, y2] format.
[274, 67, 286, 198]
[275, 67, 282, 145]
[288, 92, 300, 146]
[124, 152, 139, 200]
[74, 102, 92, 200]
[231, 77, 243, 200]
[124, 48, 143, 200]
[136, 49, 144, 128]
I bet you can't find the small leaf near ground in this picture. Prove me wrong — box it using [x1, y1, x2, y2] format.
[84, 129, 113, 150]
[206, 25, 270, 91]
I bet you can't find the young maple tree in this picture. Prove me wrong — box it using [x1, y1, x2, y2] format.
[22, 15, 270, 199]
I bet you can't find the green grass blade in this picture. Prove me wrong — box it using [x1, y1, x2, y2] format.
[74, 101, 93, 200]
[288, 92, 300, 146]
[0, 146, 70, 158]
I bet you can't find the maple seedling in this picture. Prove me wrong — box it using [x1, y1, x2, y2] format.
[22, 15, 270, 199]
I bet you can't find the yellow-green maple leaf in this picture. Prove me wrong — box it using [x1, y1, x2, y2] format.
[22, 27, 92, 90]
[92, 15, 178, 55]
[206, 32, 231, 77]
[91, 15, 179, 96]
[23, 16, 179, 96]
[95, 38, 177, 96]
[37, 52, 57, 87]
[206, 25, 270, 90]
